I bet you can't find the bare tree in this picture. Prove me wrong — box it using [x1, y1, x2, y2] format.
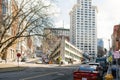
[0, 0, 56, 59]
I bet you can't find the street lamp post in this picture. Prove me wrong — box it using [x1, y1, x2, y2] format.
[108, 39, 111, 64]
[108, 39, 110, 50]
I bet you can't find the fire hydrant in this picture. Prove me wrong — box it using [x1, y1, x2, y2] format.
[105, 74, 113, 80]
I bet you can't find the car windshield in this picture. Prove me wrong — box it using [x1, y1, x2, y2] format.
[78, 65, 96, 72]
[89, 63, 100, 66]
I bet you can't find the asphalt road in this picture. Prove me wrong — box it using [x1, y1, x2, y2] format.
[0, 64, 78, 80]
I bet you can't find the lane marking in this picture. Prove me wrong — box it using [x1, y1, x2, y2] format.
[20, 72, 58, 80]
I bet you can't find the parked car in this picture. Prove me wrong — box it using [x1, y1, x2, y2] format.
[21, 57, 28, 62]
[81, 60, 89, 64]
[89, 63, 103, 69]
[35, 58, 43, 64]
[89, 62, 103, 77]
[36, 60, 42, 64]
[73, 65, 102, 80]
[95, 57, 108, 73]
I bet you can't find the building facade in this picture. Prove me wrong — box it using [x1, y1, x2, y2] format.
[112, 24, 120, 51]
[97, 38, 105, 57]
[0, 0, 18, 61]
[43, 28, 70, 54]
[70, 0, 97, 59]
[111, 24, 120, 63]
[44, 28, 70, 40]
[50, 36, 83, 64]
[97, 38, 104, 48]
[0, 0, 34, 61]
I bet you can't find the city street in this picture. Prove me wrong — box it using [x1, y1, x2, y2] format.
[0, 64, 78, 80]
[0, 61, 119, 80]
[1, 0, 120, 80]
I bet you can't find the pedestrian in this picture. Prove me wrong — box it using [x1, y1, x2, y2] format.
[42, 58, 45, 63]
[111, 60, 117, 78]
[45, 58, 49, 64]
[4, 58, 7, 63]
[56, 58, 59, 64]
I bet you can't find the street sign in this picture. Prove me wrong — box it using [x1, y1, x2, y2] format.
[17, 53, 21, 67]
[108, 56, 112, 62]
[113, 51, 120, 59]
[17, 53, 21, 57]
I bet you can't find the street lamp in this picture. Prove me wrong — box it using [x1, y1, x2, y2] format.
[108, 39, 110, 50]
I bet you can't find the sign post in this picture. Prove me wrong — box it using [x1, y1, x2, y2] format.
[17, 53, 21, 67]
[113, 51, 120, 80]
[113, 51, 120, 59]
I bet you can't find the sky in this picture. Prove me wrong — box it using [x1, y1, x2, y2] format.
[54, 0, 120, 50]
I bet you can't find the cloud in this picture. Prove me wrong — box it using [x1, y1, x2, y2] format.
[97, 0, 120, 37]
[94, 0, 120, 49]
[55, 20, 63, 27]
[54, 0, 75, 27]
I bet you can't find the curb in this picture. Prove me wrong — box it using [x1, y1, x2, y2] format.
[0, 67, 27, 73]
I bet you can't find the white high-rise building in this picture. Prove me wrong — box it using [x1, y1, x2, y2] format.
[70, 0, 97, 59]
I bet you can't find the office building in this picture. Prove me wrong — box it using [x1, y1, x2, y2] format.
[70, 0, 97, 59]
[97, 38, 104, 48]
[42, 28, 70, 54]
[50, 36, 83, 64]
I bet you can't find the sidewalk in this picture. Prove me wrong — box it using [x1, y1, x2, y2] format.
[0, 62, 62, 73]
[0, 58, 59, 73]
[0, 57, 39, 73]
[0, 58, 79, 73]
[0, 62, 26, 73]
[104, 64, 120, 80]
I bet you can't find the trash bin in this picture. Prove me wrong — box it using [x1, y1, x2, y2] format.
[105, 74, 113, 80]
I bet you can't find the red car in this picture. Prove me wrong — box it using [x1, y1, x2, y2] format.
[73, 65, 101, 80]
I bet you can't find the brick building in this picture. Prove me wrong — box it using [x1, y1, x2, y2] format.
[0, 0, 17, 61]
[112, 24, 120, 51]
[0, 0, 34, 61]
